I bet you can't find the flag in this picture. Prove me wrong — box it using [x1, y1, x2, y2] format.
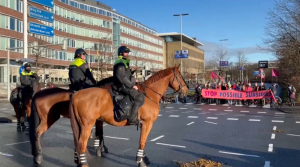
[210, 71, 219, 79]
[272, 69, 279, 77]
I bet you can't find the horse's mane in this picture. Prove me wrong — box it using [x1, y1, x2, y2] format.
[97, 76, 114, 87]
[143, 66, 177, 85]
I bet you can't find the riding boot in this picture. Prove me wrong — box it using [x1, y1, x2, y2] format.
[127, 103, 140, 125]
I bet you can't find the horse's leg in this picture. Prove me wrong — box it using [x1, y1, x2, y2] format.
[31, 106, 61, 164]
[77, 125, 93, 167]
[136, 121, 153, 167]
[20, 107, 27, 131]
[13, 106, 21, 131]
[94, 120, 108, 157]
[25, 104, 31, 131]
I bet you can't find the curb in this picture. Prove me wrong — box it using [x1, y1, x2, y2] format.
[0, 116, 17, 123]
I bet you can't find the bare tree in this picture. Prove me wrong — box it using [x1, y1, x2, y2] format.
[263, 0, 300, 99]
[95, 34, 112, 80]
[31, 38, 48, 70]
[206, 47, 228, 80]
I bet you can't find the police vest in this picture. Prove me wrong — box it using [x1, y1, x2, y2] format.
[21, 71, 35, 75]
[114, 56, 130, 68]
[70, 58, 92, 72]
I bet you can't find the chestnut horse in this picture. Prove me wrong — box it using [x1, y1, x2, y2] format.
[10, 82, 40, 131]
[69, 65, 189, 167]
[29, 77, 114, 165]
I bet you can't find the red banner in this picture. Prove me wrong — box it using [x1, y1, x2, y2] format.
[201, 89, 276, 101]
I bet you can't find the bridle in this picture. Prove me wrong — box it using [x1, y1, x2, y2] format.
[139, 69, 189, 108]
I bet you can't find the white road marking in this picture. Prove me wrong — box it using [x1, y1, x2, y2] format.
[169, 115, 179, 117]
[218, 151, 260, 158]
[5, 141, 30, 146]
[215, 113, 227, 115]
[0, 152, 13, 157]
[234, 114, 245, 116]
[193, 108, 201, 110]
[275, 112, 285, 115]
[272, 120, 284, 123]
[249, 119, 260, 122]
[209, 103, 216, 105]
[104, 136, 129, 140]
[150, 135, 164, 141]
[268, 144, 273, 152]
[271, 133, 275, 139]
[222, 104, 229, 106]
[179, 108, 187, 109]
[264, 161, 270, 167]
[187, 116, 198, 118]
[258, 112, 266, 114]
[156, 142, 186, 148]
[240, 111, 249, 113]
[198, 113, 207, 114]
[103, 124, 108, 126]
[273, 126, 277, 130]
[224, 110, 232, 112]
[204, 121, 218, 124]
[274, 116, 284, 118]
[187, 122, 194, 126]
[158, 114, 162, 116]
[166, 107, 173, 109]
[209, 109, 217, 111]
[253, 116, 263, 117]
[207, 117, 218, 119]
[296, 121, 300, 123]
[249, 105, 257, 108]
[287, 134, 300, 137]
[227, 118, 238, 121]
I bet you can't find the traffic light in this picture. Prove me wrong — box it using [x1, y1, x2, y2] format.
[45, 74, 49, 79]
[146, 70, 151, 76]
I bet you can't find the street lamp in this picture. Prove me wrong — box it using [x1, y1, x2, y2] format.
[219, 39, 228, 81]
[174, 13, 189, 74]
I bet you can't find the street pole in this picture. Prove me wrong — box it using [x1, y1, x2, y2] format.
[174, 14, 188, 74]
[24, 0, 28, 58]
[219, 39, 228, 82]
[7, 48, 10, 100]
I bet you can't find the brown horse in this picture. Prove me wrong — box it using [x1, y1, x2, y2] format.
[10, 82, 40, 131]
[69, 65, 189, 167]
[29, 77, 114, 165]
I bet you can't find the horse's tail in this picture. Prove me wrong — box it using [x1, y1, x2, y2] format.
[29, 95, 41, 156]
[69, 95, 81, 156]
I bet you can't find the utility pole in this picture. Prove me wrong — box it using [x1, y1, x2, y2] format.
[174, 13, 189, 74]
[219, 39, 228, 82]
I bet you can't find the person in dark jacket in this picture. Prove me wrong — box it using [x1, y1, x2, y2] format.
[20, 63, 39, 98]
[112, 46, 144, 125]
[195, 83, 202, 104]
[69, 48, 97, 91]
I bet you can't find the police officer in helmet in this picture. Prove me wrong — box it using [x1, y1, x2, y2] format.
[113, 46, 145, 125]
[20, 63, 39, 98]
[69, 48, 97, 91]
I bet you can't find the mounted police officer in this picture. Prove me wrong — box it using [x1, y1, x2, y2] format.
[112, 46, 145, 125]
[69, 48, 97, 91]
[20, 63, 39, 99]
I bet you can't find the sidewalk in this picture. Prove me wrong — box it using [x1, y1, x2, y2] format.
[278, 105, 300, 114]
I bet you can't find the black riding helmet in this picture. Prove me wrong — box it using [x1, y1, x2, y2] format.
[24, 63, 31, 68]
[118, 46, 130, 56]
[74, 48, 87, 59]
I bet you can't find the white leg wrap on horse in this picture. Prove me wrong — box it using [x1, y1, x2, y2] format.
[94, 139, 100, 147]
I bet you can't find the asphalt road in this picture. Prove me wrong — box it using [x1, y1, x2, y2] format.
[0, 103, 300, 167]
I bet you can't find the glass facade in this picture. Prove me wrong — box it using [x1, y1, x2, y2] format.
[0, 0, 163, 70]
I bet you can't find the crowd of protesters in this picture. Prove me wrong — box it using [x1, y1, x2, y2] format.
[194, 81, 280, 106]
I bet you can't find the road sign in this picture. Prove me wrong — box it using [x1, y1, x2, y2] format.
[239, 67, 244, 71]
[175, 50, 181, 59]
[29, 6, 54, 23]
[220, 61, 228, 67]
[29, 0, 54, 8]
[29, 22, 54, 37]
[258, 61, 268, 68]
[181, 50, 189, 58]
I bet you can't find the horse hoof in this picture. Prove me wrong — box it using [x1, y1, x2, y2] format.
[102, 145, 108, 153]
[138, 160, 147, 167]
[17, 126, 21, 131]
[34, 154, 43, 165]
[96, 148, 102, 157]
[144, 156, 150, 165]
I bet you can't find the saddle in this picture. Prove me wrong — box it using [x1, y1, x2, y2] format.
[108, 86, 134, 122]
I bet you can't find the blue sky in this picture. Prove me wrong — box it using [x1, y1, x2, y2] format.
[98, 0, 276, 63]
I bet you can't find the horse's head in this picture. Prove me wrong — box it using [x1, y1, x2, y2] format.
[169, 64, 189, 95]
